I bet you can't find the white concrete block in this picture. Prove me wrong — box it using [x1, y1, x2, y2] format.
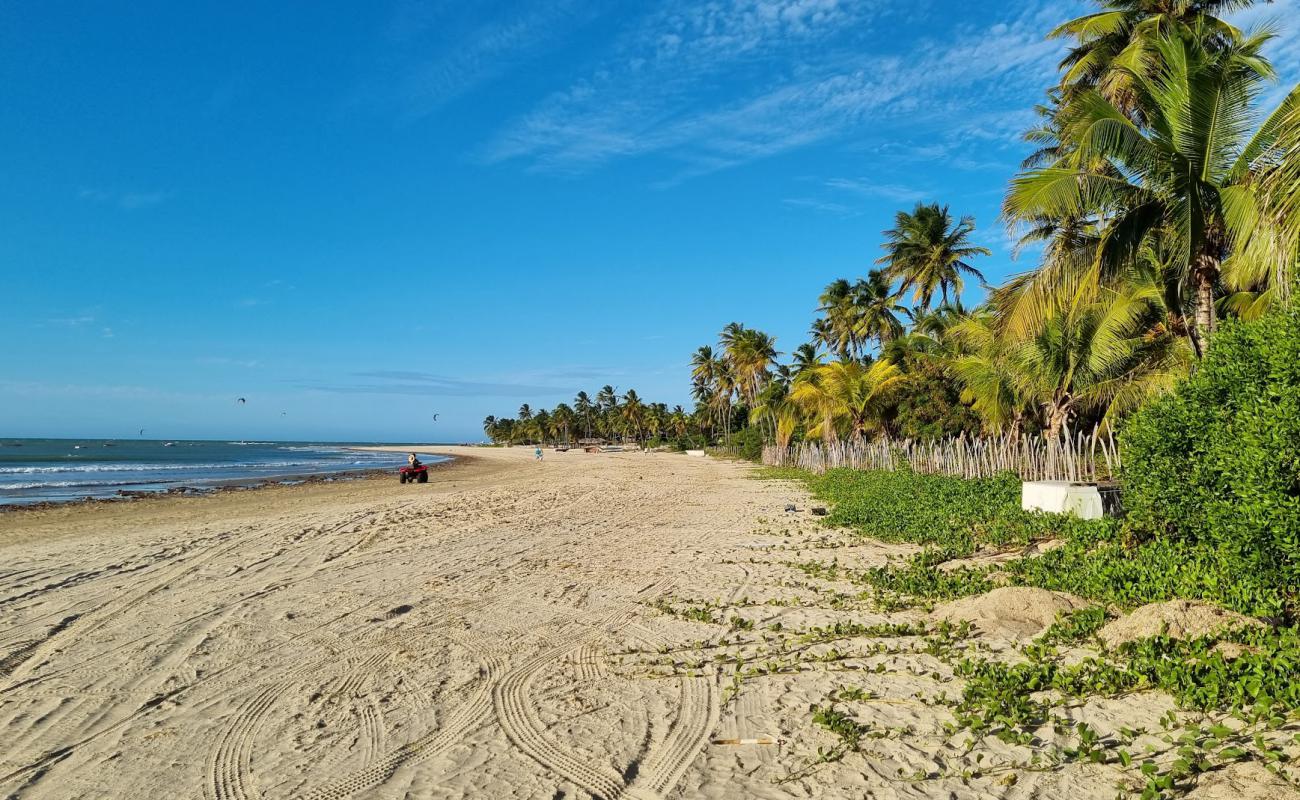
[685, 449, 707, 457]
[1021, 481, 1104, 520]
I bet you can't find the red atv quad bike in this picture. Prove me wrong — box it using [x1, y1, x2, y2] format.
[399, 464, 429, 483]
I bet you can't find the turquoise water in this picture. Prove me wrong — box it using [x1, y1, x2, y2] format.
[0, 439, 447, 505]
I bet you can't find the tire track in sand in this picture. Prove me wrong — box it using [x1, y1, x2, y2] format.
[491, 582, 673, 800]
[622, 566, 751, 799]
[206, 683, 290, 800]
[297, 654, 503, 800]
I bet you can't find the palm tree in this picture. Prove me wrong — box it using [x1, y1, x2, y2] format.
[574, 391, 595, 438]
[815, 280, 857, 358]
[482, 415, 497, 441]
[853, 270, 908, 348]
[950, 287, 1192, 436]
[691, 344, 731, 442]
[533, 409, 552, 445]
[1004, 30, 1296, 354]
[669, 405, 690, 439]
[596, 385, 619, 440]
[790, 359, 906, 442]
[791, 343, 824, 375]
[621, 389, 646, 443]
[552, 403, 576, 444]
[1050, 0, 1252, 114]
[728, 328, 778, 408]
[878, 203, 991, 311]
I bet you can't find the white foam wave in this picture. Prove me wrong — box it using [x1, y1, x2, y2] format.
[0, 460, 337, 475]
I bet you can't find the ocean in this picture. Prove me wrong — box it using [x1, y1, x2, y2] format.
[0, 439, 448, 506]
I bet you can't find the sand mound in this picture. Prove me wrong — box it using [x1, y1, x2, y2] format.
[931, 587, 1091, 639]
[1097, 600, 1264, 648]
[1186, 762, 1300, 799]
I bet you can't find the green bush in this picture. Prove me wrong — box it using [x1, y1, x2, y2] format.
[1121, 307, 1300, 614]
[807, 468, 1107, 555]
[726, 426, 766, 462]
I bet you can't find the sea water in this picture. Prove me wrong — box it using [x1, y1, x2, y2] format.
[0, 439, 447, 506]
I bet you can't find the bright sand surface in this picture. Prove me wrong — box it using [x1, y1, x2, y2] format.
[0, 446, 1187, 798]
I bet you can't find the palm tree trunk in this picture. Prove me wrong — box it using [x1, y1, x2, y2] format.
[1192, 253, 1219, 357]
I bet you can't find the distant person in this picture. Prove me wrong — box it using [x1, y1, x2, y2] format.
[534, 446, 543, 462]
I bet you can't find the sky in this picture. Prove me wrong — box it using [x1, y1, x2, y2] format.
[3, 0, 1298, 442]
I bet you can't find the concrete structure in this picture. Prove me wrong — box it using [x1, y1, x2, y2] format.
[1022, 481, 1104, 520]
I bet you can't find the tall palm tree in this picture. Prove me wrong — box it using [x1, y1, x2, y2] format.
[1050, 0, 1252, 114]
[725, 328, 779, 441]
[574, 391, 595, 438]
[878, 203, 991, 311]
[620, 390, 646, 443]
[482, 415, 497, 441]
[551, 403, 576, 444]
[533, 409, 552, 445]
[791, 343, 824, 375]
[853, 269, 908, 349]
[815, 280, 857, 358]
[1005, 30, 1295, 354]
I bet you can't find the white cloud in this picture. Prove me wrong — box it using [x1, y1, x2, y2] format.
[78, 187, 170, 210]
[486, 0, 1082, 181]
[783, 197, 858, 216]
[825, 178, 928, 203]
[362, 0, 599, 117]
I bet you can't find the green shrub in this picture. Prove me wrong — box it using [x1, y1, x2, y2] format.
[807, 468, 1106, 555]
[725, 426, 766, 462]
[1121, 307, 1300, 614]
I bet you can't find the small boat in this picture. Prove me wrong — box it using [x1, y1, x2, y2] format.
[164, 442, 176, 447]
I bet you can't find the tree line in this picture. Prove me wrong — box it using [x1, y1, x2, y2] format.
[694, 0, 1300, 449]
[485, 0, 1299, 451]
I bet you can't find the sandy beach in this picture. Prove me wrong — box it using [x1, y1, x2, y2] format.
[0, 448, 1278, 799]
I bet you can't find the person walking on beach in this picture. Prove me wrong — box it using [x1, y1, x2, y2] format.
[534, 446, 543, 462]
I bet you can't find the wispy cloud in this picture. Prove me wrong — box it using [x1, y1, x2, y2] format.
[825, 177, 928, 203]
[486, 0, 1081, 181]
[358, 0, 600, 118]
[293, 370, 572, 398]
[0, 380, 191, 402]
[783, 197, 858, 217]
[1227, 0, 1300, 109]
[197, 356, 262, 368]
[44, 315, 97, 327]
[78, 187, 170, 210]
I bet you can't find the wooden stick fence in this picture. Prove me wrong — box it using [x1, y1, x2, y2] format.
[763, 427, 1120, 483]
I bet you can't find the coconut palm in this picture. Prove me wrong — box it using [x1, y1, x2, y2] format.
[1050, 0, 1252, 114]
[878, 203, 991, 312]
[574, 391, 595, 438]
[791, 343, 824, 375]
[853, 270, 908, 348]
[815, 280, 857, 358]
[551, 403, 576, 445]
[1004, 30, 1294, 354]
[725, 328, 779, 412]
[622, 389, 646, 443]
[789, 359, 906, 442]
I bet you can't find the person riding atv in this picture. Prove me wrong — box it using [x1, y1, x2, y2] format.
[400, 453, 429, 483]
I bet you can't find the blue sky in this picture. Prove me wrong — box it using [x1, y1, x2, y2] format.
[4, 0, 1297, 442]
